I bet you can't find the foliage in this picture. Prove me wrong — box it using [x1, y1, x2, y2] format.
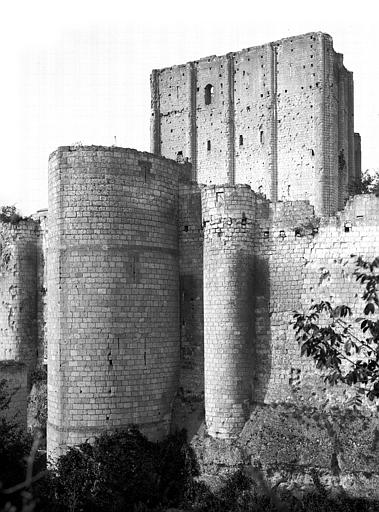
[184, 469, 377, 512]
[0, 206, 25, 225]
[349, 169, 379, 196]
[293, 217, 320, 237]
[0, 379, 45, 512]
[35, 427, 199, 512]
[293, 256, 379, 401]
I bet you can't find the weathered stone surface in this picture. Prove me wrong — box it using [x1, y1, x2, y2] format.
[1, 33, 377, 502]
[152, 32, 359, 216]
[191, 404, 379, 499]
[47, 146, 192, 457]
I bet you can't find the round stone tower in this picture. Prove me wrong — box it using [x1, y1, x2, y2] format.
[202, 185, 256, 438]
[0, 219, 39, 385]
[47, 146, 186, 457]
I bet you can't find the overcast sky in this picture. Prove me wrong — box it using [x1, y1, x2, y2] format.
[0, 0, 378, 214]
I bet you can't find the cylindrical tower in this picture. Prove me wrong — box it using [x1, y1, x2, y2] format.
[0, 220, 39, 385]
[47, 146, 184, 457]
[202, 185, 256, 438]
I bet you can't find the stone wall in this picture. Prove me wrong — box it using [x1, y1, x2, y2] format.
[0, 360, 28, 428]
[254, 193, 379, 406]
[178, 183, 204, 399]
[202, 185, 256, 438]
[47, 145, 191, 457]
[173, 188, 379, 440]
[0, 219, 40, 386]
[151, 32, 358, 215]
[31, 209, 48, 366]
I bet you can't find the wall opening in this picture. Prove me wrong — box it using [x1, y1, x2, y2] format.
[239, 135, 244, 146]
[344, 221, 352, 233]
[207, 140, 211, 151]
[259, 130, 264, 144]
[205, 84, 214, 105]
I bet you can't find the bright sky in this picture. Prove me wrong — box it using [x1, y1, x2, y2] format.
[0, 0, 378, 214]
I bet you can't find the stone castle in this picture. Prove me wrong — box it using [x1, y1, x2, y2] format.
[0, 32, 378, 460]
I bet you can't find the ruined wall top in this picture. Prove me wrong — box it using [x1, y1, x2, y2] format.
[151, 31, 358, 216]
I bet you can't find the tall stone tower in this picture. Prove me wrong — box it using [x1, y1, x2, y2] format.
[47, 146, 190, 456]
[151, 32, 361, 215]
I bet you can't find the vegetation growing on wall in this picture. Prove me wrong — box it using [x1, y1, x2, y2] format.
[293, 257, 379, 401]
[350, 170, 379, 196]
[0, 206, 26, 225]
[0, 206, 28, 270]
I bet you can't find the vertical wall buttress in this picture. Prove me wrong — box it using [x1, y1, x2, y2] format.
[150, 70, 161, 156]
[186, 62, 198, 181]
[270, 44, 278, 202]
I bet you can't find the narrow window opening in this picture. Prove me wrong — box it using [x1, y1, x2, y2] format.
[216, 191, 224, 204]
[183, 225, 189, 232]
[131, 254, 139, 283]
[207, 140, 211, 151]
[311, 149, 315, 156]
[204, 84, 214, 105]
[239, 135, 244, 146]
[260, 130, 264, 144]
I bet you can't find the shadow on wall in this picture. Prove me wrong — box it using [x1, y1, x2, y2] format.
[172, 185, 204, 439]
[252, 255, 272, 404]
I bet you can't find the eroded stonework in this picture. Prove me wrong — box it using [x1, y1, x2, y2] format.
[0, 32, 377, 494]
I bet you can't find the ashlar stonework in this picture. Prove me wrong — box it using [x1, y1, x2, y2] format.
[0, 32, 378, 496]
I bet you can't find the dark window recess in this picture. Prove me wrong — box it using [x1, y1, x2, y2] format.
[138, 160, 152, 182]
[260, 130, 264, 144]
[207, 140, 211, 151]
[183, 225, 189, 232]
[216, 191, 224, 204]
[205, 84, 214, 105]
[344, 221, 352, 233]
[241, 213, 247, 226]
[311, 149, 315, 156]
[131, 254, 139, 282]
[239, 135, 244, 146]
[263, 230, 270, 238]
[176, 151, 184, 163]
